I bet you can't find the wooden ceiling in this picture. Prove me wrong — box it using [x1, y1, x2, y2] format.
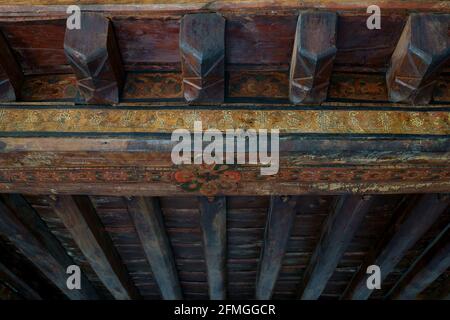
[0, 1, 449, 301]
[0, 194, 449, 300]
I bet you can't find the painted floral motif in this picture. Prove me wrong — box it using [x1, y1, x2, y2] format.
[173, 164, 241, 196]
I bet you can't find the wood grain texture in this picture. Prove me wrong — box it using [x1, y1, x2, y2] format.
[298, 195, 374, 299]
[180, 13, 225, 103]
[0, 1, 448, 14]
[289, 11, 337, 104]
[256, 196, 297, 299]
[64, 13, 124, 104]
[390, 224, 450, 299]
[386, 14, 450, 105]
[343, 194, 450, 300]
[0, 31, 23, 101]
[199, 196, 227, 300]
[50, 195, 140, 300]
[125, 196, 182, 300]
[0, 197, 99, 299]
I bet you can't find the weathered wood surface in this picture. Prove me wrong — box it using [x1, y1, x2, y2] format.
[256, 196, 297, 299]
[64, 13, 124, 104]
[199, 196, 227, 300]
[0, 197, 99, 299]
[0, 134, 448, 196]
[125, 196, 182, 300]
[386, 14, 450, 104]
[289, 11, 336, 104]
[0, 31, 23, 101]
[180, 13, 225, 103]
[390, 224, 450, 299]
[298, 195, 374, 299]
[343, 194, 450, 300]
[0, 1, 448, 16]
[0, 107, 448, 135]
[13, 72, 450, 103]
[49, 195, 140, 300]
[0, 261, 41, 300]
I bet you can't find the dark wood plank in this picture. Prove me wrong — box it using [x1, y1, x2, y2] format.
[125, 196, 182, 300]
[0, 31, 23, 101]
[390, 223, 450, 299]
[64, 12, 124, 104]
[49, 195, 139, 300]
[0, 261, 41, 300]
[289, 11, 337, 104]
[343, 194, 450, 300]
[298, 195, 374, 299]
[180, 13, 225, 103]
[386, 14, 450, 104]
[199, 196, 227, 300]
[255, 196, 297, 299]
[0, 197, 98, 299]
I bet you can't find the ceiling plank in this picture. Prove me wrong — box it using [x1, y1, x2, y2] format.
[0, 31, 23, 102]
[49, 195, 139, 300]
[343, 193, 450, 300]
[0, 261, 41, 300]
[386, 13, 450, 104]
[289, 11, 337, 104]
[180, 13, 225, 103]
[199, 196, 227, 300]
[125, 196, 182, 300]
[298, 195, 374, 299]
[64, 12, 124, 104]
[256, 196, 297, 299]
[390, 223, 450, 299]
[0, 196, 98, 299]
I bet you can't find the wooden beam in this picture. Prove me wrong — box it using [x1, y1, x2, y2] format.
[386, 14, 450, 104]
[64, 12, 124, 104]
[289, 11, 337, 104]
[298, 195, 374, 300]
[0, 31, 23, 101]
[125, 196, 182, 300]
[49, 195, 139, 300]
[256, 196, 297, 299]
[343, 193, 450, 300]
[199, 196, 227, 300]
[0, 197, 98, 299]
[390, 223, 450, 299]
[180, 13, 225, 103]
[0, 261, 41, 300]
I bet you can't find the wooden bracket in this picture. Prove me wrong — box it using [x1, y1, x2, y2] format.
[0, 31, 23, 102]
[289, 11, 337, 104]
[386, 14, 450, 104]
[64, 12, 124, 104]
[180, 13, 225, 103]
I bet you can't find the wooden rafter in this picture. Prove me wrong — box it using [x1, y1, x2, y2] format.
[298, 195, 374, 299]
[343, 194, 450, 300]
[0, 196, 99, 299]
[256, 196, 297, 299]
[199, 196, 227, 300]
[49, 195, 139, 300]
[0, 261, 41, 300]
[125, 196, 182, 300]
[389, 223, 450, 299]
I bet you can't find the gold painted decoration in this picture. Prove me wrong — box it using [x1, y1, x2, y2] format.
[0, 108, 448, 135]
